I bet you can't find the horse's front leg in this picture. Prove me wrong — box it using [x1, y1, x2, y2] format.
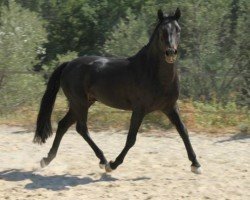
[162, 106, 201, 174]
[105, 109, 145, 172]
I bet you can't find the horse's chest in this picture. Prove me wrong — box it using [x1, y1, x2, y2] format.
[150, 81, 179, 110]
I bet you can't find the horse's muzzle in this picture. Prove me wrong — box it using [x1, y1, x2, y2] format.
[165, 48, 177, 63]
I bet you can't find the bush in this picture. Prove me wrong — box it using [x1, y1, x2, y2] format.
[0, 74, 45, 114]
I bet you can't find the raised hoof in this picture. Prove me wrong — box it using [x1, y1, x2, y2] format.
[40, 158, 48, 168]
[191, 166, 202, 174]
[105, 161, 114, 173]
[99, 163, 106, 169]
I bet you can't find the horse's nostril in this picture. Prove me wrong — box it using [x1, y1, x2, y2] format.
[166, 48, 175, 56]
[174, 49, 178, 54]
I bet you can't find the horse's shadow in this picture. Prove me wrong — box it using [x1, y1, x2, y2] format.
[215, 132, 250, 143]
[0, 169, 118, 191]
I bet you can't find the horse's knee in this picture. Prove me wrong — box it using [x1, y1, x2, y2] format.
[76, 123, 90, 140]
[76, 123, 87, 133]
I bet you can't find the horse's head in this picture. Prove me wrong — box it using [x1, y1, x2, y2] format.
[156, 8, 181, 64]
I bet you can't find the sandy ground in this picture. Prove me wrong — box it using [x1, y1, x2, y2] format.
[0, 125, 249, 200]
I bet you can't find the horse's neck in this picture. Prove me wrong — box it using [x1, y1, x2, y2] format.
[131, 39, 178, 86]
[145, 44, 178, 85]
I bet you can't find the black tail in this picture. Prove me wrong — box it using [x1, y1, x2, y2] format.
[33, 62, 68, 144]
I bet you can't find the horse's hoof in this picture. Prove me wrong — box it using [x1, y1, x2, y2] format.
[105, 161, 114, 173]
[40, 158, 48, 168]
[99, 163, 106, 169]
[191, 166, 202, 174]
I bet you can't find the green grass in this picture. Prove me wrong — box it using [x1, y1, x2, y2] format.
[0, 94, 249, 134]
[192, 101, 249, 130]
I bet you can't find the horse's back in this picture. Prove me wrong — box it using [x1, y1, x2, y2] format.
[60, 56, 135, 109]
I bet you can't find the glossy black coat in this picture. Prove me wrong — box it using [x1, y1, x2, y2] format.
[34, 8, 200, 172]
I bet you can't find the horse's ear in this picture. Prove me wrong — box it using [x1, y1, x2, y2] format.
[174, 8, 181, 20]
[158, 9, 164, 21]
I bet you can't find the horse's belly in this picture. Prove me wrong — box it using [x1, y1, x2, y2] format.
[89, 86, 132, 110]
[96, 96, 132, 110]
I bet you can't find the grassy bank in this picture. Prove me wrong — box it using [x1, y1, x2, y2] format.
[0, 94, 249, 134]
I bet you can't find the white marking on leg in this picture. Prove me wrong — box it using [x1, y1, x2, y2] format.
[99, 163, 105, 169]
[105, 162, 113, 173]
[40, 158, 47, 168]
[191, 166, 202, 174]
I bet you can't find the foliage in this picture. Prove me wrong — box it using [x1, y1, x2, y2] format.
[43, 51, 78, 75]
[0, 0, 249, 131]
[103, 9, 148, 57]
[0, 74, 45, 112]
[16, 0, 148, 63]
[14, 0, 249, 107]
[0, 1, 47, 112]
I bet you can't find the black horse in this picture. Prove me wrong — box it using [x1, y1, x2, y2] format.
[34, 8, 201, 174]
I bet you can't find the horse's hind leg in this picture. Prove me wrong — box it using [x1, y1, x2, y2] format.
[74, 104, 108, 169]
[40, 110, 75, 168]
